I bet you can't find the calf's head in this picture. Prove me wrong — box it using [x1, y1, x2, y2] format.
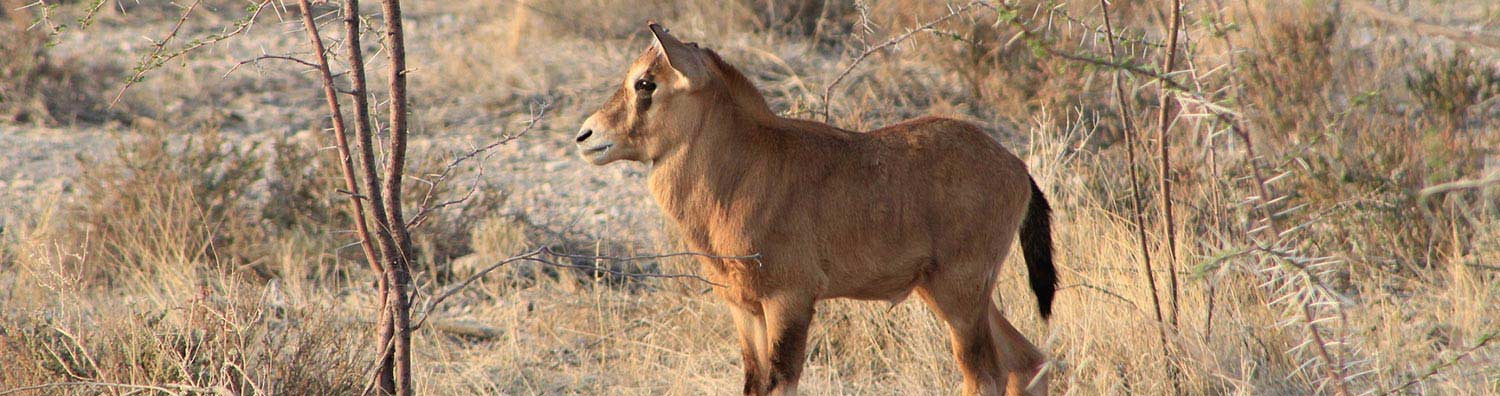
[576, 22, 718, 165]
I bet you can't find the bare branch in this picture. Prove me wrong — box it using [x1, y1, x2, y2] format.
[1098, 0, 1175, 386]
[412, 247, 760, 331]
[1058, 282, 1139, 310]
[295, 0, 382, 278]
[1378, 331, 1498, 396]
[1418, 172, 1500, 202]
[820, 1, 981, 122]
[111, 0, 273, 108]
[406, 101, 551, 229]
[222, 54, 322, 77]
[1156, 0, 1184, 331]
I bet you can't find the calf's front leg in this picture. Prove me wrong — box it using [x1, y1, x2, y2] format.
[760, 293, 816, 396]
[730, 304, 770, 395]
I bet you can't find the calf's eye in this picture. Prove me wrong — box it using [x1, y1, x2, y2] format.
[634, 79, 656, 92]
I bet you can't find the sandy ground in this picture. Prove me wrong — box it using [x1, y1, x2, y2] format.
[1, 2, 680, 249]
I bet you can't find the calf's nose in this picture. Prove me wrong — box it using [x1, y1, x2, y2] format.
[575, 129, 593, 143]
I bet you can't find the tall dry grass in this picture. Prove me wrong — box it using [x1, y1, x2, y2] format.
[2, 0, 1497, 395]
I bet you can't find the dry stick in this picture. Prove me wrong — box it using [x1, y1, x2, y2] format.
[820, 0, 980, 122]
[1098, 0, 1174, 385]
[336, 0, 402, 393]
[1000, 1, 1353, 389]
[1418, 172, 1500, 200]
[294, 0, 383, 301]
[407, 102, 550, 230]
[412, 247, 757, 331]
[1378, 331, 1497, 396]
[1156, 0, 1183, 330]
[1058, 282, 1139, 310]
[222, 54, 321, 77]
[110, 0, 201, 108]
[376, 1, 415, 395]
[110, 0, 272, 109]
[1210, 102, 1353, 396]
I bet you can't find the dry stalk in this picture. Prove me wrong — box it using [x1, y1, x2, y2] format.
[1156, 0, 1183, 329]
[412, 247, 760, 330]
[820, 0, 981, 122]
[291, 1, 401, 394]
[1098, 0, 1175, 386]
[987, 0, 1360, 392]
[408, 102, 551, 230]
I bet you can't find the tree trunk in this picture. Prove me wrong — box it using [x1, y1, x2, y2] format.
[378, 1, 415, 394]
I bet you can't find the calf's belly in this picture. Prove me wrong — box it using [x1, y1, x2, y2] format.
[818, 253, 933, 303]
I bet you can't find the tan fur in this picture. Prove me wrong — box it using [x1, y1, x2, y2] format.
[576, 23, 1050, 396]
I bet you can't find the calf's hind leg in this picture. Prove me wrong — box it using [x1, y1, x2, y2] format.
[916, 284, 1005, 396]
[989, 304, 1047, 396]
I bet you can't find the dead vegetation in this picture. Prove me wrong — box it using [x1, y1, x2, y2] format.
[1, 0, 1497, 395]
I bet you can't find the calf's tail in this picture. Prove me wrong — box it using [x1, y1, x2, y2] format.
[1019, 177, 1057, 320]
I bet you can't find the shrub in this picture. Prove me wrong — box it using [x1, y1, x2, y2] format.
[67, 128, 264, 282]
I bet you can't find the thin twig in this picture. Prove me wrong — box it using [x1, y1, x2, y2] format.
[110, 0, 273, 108]
[296, 0, 386, 288]
[1156, 0, 1184, 330]
[222, 54, 321, 77]
[406, 102, 551, 229]
[1378, 331, 1497, 396]
[411, 247, 757, 331]
[1058, 282, 1138, 310]
[1418, 172, 1500, 202]
[111, 0, 203, 108]
[820, 1, 981, 121]
[1098, 0, 1175, 388]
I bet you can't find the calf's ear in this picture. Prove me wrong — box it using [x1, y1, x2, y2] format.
[648, 22, 710, 87]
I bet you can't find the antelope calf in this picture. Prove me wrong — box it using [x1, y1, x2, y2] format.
[576, 23, 1057, 396]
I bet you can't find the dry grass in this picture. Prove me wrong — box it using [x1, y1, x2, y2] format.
[2, 0, 1498, 395]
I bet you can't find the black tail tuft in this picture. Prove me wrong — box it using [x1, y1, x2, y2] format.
[1020, 177, 1057, 320]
